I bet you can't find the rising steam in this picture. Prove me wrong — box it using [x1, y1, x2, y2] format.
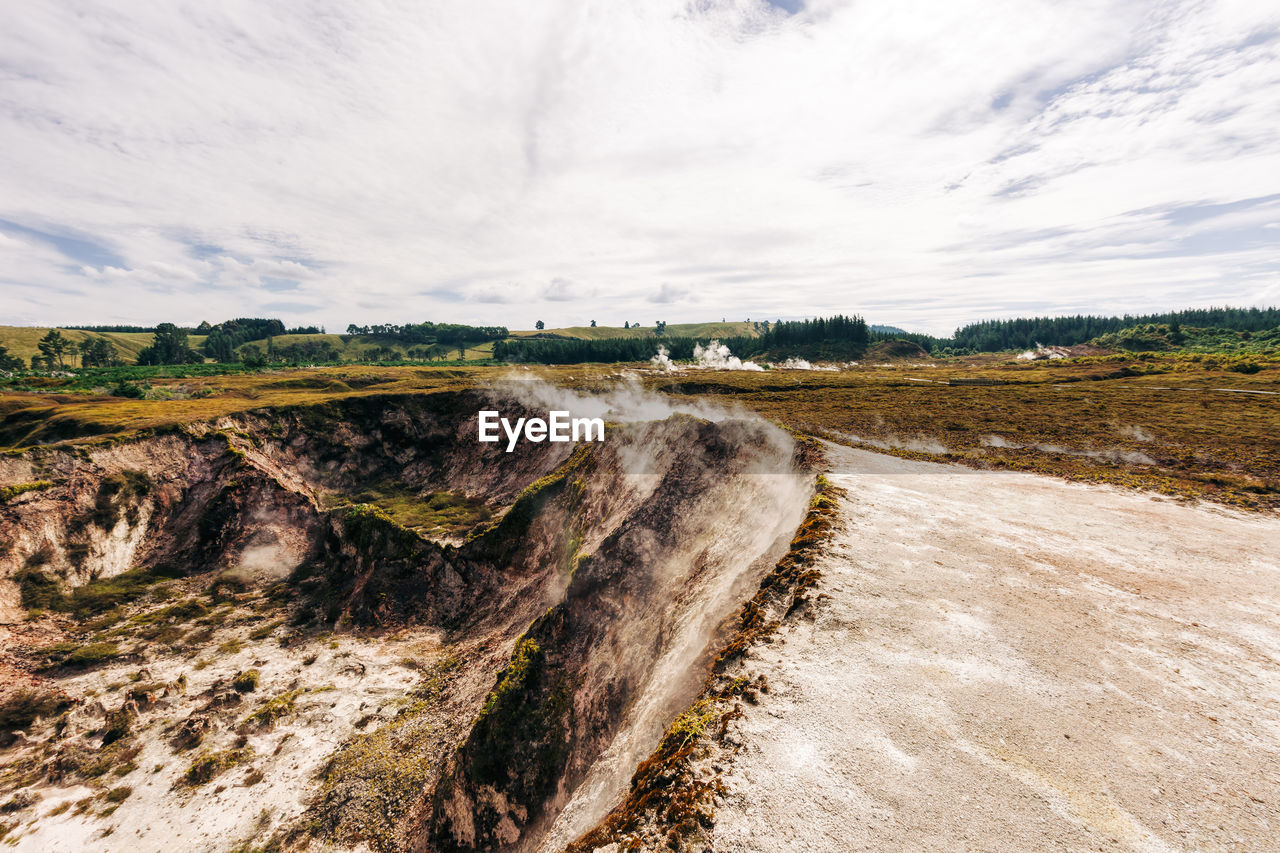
[650, 342, 836, 372]
[693, 339, 764, 371]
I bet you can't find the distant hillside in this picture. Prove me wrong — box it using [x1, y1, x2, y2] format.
[951, 306, 1280, 352]
[0, 326, 170, 365]
[0, 327, 496, 367]
[1092, 323, 1280, 354]
[509, 321, 760, 341]
[869, 324, 908, 335]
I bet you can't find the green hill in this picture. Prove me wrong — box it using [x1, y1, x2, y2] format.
[0, 321, 763, 367]
[1091, 323, 1280, 354]
[0, 327, 164, 365]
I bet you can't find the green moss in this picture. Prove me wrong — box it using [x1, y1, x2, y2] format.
[314, 699, 438, 849]
[240, 689, 301, 730]
[247, 619, 283, 640]
[56, 739, 143, 780]
[41, 641, 123, 670]
[342, 503, 420, 556]
[182, 747, 253, 786]
[35, 566, 181, 619]
[101, 707, 132, 745]
[130, 599, 208, 625]
[80, 470, 153, 530]
[332, 482, 492, 540]
[480, 638, 542, 719]
[0, 481, 53, 503]
[665, 700, 719, 750]
[464, 628, 573, 799]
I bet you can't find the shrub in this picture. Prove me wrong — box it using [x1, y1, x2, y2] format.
[101, 708, 132, 745]
[59, 642, 122, 669]
[183, 747, 254, 786]
[241, 690, 301, 730]
[232, 670, 260, 693]
[103, 786, 132, 803]
[0, 688, 70, 732]
[15, 569, 67, 611]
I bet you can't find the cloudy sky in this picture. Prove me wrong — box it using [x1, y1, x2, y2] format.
[1, 0, 1278, 335]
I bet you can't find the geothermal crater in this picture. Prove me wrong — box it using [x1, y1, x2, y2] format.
[0, 386, 813, 852]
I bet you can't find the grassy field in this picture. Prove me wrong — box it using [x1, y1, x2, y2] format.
[0, 327, 162, 364]
[0, 328, 495, 366]
[508, 321, 760, 340]
[0, 321, 754, 366]
[2, 353, 1278, 510]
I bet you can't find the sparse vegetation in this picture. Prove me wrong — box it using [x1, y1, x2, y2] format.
[0, 688, 71, 734]
[182, 747, 254, 786]
[0, 481, 53, 503]
[313, 699, 438, 849]
[240, 690, 301, 730]
[232, 670, 260, 693]
[570, 473, 844, 852]
[23, 565, 180, 620]
[103, 785, 132, 803]
[39, 641, 123, 670]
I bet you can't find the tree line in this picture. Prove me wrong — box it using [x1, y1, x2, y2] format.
[947, 306, 1280, 352]
[14, 330, 124, 370]
[494, 314, 872, 364]
[6, 306, 1278, 371]
[343, 322, 508, 345]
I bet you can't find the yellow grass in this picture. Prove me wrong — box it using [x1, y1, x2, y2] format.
[3, 356, 1277, 509]
[0, 327, 156, 364]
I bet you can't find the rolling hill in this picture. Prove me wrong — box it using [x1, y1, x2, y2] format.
[0, 326, 169, 365]
[0, 320, 762, 367]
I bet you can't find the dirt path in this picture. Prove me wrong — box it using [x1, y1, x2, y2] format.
[712, 444, 1280, 852]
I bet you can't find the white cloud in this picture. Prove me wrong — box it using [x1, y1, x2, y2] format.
[650, 282, 691, 304]
[0, 0, 1277, 334]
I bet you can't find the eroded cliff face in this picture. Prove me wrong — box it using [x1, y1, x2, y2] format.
[0, 388, 812, 852]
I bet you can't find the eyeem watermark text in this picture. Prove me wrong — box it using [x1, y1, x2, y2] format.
[478, 410, 605, 452]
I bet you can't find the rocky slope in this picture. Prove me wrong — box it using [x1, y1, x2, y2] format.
[0, 386, 814, 852]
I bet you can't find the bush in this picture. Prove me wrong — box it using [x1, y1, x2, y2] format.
[241, 690, 301, 730]
[104, 786, 132, 803]
[109, 380, 148, 399]
[232, 670, 260, 693]
[101, 708, 132, 745]
[15, 569, 67, 611]
[183, 747, 253, 786]
[58, 642, 122, 669]
[0, 688, 70, 732]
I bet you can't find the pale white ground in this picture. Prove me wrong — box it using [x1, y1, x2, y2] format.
[7, 626, 439, 853]
[713, 444, 1280, 852]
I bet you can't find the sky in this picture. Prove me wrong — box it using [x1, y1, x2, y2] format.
[1, 0, 1278, 336]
